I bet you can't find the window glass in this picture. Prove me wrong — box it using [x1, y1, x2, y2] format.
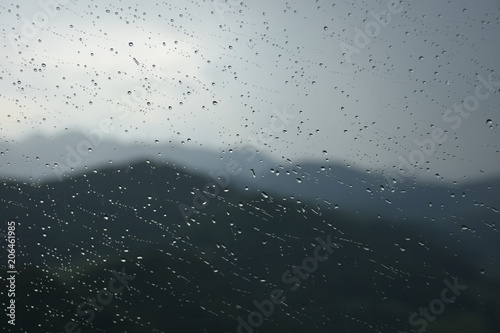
[1, 1, 499, 332]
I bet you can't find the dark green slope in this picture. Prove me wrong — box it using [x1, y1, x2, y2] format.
[1, 161, 499, 333]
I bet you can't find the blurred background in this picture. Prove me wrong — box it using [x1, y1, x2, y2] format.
[1, 0, 499, 332]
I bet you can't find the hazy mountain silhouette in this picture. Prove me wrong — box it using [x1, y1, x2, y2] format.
[2, 132, 498, 223]
[1, 153, 499, 332]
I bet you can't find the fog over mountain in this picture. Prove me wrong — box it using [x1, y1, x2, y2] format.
[2, 132, 498, 260]
[2, 132, 498, 222]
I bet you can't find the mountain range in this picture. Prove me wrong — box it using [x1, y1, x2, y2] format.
[0, 133, 499, 332]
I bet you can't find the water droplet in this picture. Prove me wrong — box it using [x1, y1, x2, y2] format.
[212, 101, 218, 106]
[128, 42, 134, 47]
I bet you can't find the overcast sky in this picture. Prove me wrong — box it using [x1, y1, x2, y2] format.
[1, 0, 499, 184]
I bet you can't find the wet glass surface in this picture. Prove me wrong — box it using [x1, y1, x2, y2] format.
[1, 1, 499, 332]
